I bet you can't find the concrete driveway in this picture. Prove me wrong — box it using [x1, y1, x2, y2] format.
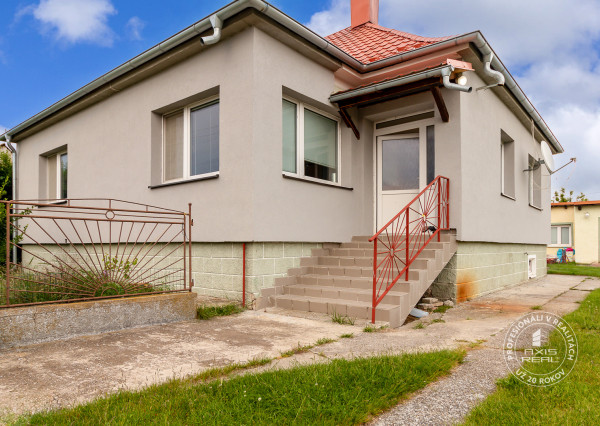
[0, 274, 597, 419]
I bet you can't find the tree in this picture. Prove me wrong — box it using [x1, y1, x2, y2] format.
[553, 187, 588, 203]
[0, 151, 11, 265]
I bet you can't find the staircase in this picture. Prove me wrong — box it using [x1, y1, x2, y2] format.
[267, 230, 456, 327]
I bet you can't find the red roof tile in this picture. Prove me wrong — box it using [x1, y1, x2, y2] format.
[326, 23, 453, 65]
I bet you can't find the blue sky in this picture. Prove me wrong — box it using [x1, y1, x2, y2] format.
[1, 0, 600, 197]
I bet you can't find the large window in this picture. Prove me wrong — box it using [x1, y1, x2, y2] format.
[47, 151, 68, 199]
[163, 99, 219, 182]
[282, 98, 339, 183]
[501, 131, 515, 199]
[551, 225, 572, 246]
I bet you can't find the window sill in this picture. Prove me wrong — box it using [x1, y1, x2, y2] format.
[149, 173, 219, 189]
[549, 244, 572, 248]
[42, 199, 68, 206]
[282, 173, 353, 190]
[500, 193, 516, 201]
[529, 203, 543, 211]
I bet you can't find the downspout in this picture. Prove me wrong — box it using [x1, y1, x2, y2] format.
[4, 134, 17, 264]
[200, 15, 222, 45]
[441, 67, 472, 93]
[477, 52, 505, 91]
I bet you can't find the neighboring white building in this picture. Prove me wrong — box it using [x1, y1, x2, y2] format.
[1, 0, 562, 325]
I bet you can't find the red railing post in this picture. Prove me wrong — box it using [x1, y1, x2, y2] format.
[437, 179, 441, 242]
[242, 242, 246, 307]
[372, 238, 377, 323]
[446, 179, 450, 229]
[405, 209, 409, 281]
[188, 203, 193, 291]
[5, 202, 10, 306]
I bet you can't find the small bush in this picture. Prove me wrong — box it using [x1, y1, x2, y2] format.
[330, 310, 356, 325]
[197, 304, 244, 320]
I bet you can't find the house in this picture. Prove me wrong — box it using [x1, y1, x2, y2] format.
[548, 201, 600, 264]
[0, 0, 562, 326]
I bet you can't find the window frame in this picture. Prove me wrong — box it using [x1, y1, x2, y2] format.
[282, 96, 341, 185]
[161, 96, 220, 184]
[550, 224, 572, 247]
[48, 150, 68, 201]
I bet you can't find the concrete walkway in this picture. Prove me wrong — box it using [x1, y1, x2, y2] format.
[0, 274, 597, 420]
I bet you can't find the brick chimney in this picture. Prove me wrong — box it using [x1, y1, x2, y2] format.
[351, 0, 379, 27]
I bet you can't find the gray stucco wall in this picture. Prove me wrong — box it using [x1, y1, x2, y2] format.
[457, 73, 551, 245]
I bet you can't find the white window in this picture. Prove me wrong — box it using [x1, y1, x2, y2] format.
[47, 151, 68, 199]
[529, 154, 542, 209]
[501, 131, 515, 199]
[282, 98, 340, 183]
[550, 225, 572, 246]
[163, 98, 219, 183]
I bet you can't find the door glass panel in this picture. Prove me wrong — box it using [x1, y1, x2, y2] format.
[382, 138, 419, 190]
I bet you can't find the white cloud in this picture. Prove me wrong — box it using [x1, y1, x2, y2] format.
[126, 16, 144, 41]
[548, 106, 600, 199]
[306, 0, 349, 36]
[27, 0, 117, 46]
[306, 0, 600, 196]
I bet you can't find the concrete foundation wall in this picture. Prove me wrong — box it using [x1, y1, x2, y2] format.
[430, 241, 547, 302]
[191, 242, 321, 301]
[0, 292, 197, 348]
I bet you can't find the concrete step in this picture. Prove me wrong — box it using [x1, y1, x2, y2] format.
[273, 294, 402, 325]
[283, 284, 409, 306]
[330, 242, 449, 258]
[260, 230, 458, 328]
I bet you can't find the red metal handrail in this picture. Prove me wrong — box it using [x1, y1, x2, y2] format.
[369, 176, 449, 323]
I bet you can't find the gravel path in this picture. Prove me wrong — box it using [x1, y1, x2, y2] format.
[374, 334, 508, 426]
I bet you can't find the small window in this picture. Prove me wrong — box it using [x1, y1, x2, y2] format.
[282, 98, 340, 183]
[501, 131, 515, 199]
[47, 151, 67, 199]
[163, 99, 219, 183]
[528, 155, 542, 209]
[550, 225, 571, 246]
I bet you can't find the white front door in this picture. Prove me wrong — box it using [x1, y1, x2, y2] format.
[376, 133, 427, 229]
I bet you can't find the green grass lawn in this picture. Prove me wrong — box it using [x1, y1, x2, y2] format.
[547, 262, 600, 277]
[21, 350, 464, 425]
[463, 289, 600, 425]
